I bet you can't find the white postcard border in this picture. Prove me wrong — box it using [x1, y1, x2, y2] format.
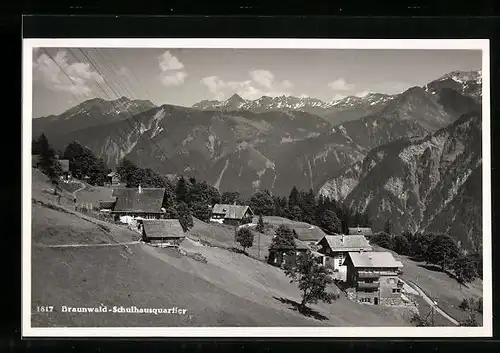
[22, 38, 492, 338]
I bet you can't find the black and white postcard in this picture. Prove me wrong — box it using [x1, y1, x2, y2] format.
[22, 38, 492, 337]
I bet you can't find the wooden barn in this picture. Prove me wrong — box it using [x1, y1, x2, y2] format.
[210, 204, 254, 226]
[268, 239, 310, 268]
[141, 219, 186, 247]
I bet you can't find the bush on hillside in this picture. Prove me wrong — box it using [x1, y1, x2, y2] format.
[177, 202, 193, 232]
[235, 227, 254, 253]
[372, 231, 394, 249]
[318, 209, 341, 235]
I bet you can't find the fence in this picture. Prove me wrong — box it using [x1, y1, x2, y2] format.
[75, 203, 117, 223]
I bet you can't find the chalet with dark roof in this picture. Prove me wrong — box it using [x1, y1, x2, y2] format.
[141, 219, 186, 247]
[210, 203, 254, 226]
[110, 185, 166, 220]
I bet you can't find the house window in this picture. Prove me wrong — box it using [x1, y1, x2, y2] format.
[392, 288, 401, 293]
[360, 297, 371, 303]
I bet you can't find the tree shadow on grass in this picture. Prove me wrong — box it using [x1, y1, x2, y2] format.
[273, 296, 329, 321]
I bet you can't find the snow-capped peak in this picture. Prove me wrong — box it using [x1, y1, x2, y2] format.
[192, 94, 336, 112]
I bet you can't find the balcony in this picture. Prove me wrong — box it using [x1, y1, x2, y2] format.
[357, 281, 379, 290]
[358, 271, 380, 279]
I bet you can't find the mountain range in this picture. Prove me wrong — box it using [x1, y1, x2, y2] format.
[32, 69, 483, 249]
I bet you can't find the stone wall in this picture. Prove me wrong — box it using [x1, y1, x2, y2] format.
[379, 297, 403, 306]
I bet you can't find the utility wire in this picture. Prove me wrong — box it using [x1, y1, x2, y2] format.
[41, 47, 173, 177]
[39, 48, 135, 164]
[74, 48, 172, 172]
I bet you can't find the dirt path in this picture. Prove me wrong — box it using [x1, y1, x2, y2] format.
[404, 279, 459, 326]
[72, 181, 86, 196]
[35, 241, 140, 248]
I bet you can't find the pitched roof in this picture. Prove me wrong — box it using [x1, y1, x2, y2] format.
[292, 226, 326, 241]
[142, 219, 185, 239]
[317, 234, 372, 252]
[348, 251, 402, 269]
[211, 204, 253, 220]
[348, 227, 374, 236]
[112, 187, 166, 213]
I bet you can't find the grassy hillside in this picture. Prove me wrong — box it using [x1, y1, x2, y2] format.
[32, 218, 413, 327]
[31, 169, 416, 327]
[371, 244, 483, 325]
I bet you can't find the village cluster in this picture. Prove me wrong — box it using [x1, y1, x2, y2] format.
[93, 176, 408, 308]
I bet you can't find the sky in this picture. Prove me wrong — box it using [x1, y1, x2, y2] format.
[31, 47, 482, 118]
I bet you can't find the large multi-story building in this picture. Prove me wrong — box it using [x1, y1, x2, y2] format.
[344, 251, 404, 306]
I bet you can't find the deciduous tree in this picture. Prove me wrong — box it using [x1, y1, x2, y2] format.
[373, 231, 394, 250]
[426, 234, 459, 271]
[393, 234, 411, 255]
[177, 202, 193, 232]
[235, 227, 254, 253]
[318, 209, 341, 235]
[283, 251, 339, 312]
[249, 190, 274, 216]
[175, 176, 189, 204]
[454, 255, 478, 288]
[270, 225, 296, 249]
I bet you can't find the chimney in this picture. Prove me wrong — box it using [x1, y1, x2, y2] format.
[138, 184, 142, 194]
[341, 234, 344, 242]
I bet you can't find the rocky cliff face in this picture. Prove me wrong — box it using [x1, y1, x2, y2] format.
[319, 111, 482, 251]
[34, 69, 483, 223]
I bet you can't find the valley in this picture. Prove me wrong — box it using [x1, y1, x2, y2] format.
[31, 69, 483, 250]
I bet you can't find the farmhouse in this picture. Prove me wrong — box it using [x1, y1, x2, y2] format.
[344, 251, 404, 306]
[141, 219, 186, 247]
[316, 234, 372, 271]
[106, 171, 121, 186]
[268, 239, 310, 268]
[109, 185, 166, 222]
[348, 226, 374, 239]
[210, 204, 254, 226]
